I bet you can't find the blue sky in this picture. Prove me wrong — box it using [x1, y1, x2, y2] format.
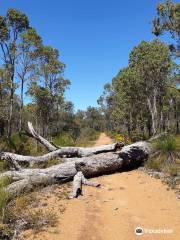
[0, 0, 173, 110]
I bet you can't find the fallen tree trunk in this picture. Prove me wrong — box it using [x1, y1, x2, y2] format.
[2, 141, 151, 198]
[0, 122, 124, 166]
[0, 142, 124, 165]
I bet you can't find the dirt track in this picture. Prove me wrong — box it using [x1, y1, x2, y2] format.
[24, 133, 180, 240]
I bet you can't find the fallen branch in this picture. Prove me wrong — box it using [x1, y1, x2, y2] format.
[0, 142, 124, 165]
[27, 122, 57, 152]
[69, 171, 100, 198]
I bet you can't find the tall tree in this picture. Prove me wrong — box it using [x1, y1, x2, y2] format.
[129, 40, 172, 135]
[28, 46, 70, 137]
[0, 8, 29, 137]
[112, 67, 148, 137]
[17, 27, 42, 131]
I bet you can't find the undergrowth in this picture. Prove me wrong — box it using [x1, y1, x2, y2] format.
[145, 135, 180, 177]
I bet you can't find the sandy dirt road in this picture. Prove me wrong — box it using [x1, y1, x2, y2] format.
[24, 133, 180, 240]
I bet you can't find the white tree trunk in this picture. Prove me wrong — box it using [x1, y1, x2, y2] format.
[147, 89, 158, 136]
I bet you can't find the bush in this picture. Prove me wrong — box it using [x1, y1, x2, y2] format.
[75, 128, 99, 147]
[145, 135, 180, 178]
[155, 136, 177, 153]
[53, 134, 75, 147]
[0, 133, 42, 156]
[112, 133, 131, 144]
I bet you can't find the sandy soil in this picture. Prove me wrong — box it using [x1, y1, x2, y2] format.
[23, 133, 180, 240]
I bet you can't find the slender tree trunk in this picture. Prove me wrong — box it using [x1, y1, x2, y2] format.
[174, 99, 179, 134]
[19, 78, 24, 132]
[8, 72, 14, 138]
[56, 103, 59, 135]
[147, 89, 158, 136]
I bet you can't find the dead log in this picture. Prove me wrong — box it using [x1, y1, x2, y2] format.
[0, 142, 124, 165]
[2, 141, 151, 198]
[69, 171, 100, 198]
[27, 122, 57, 151]
[27, 122, 123, 151]
[69, 171, 83, 198]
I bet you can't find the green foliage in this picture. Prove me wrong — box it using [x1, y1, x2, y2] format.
[152, 0, 180, 56]
[145, 135, 179, 178]
[99, 39, 174, 138]
[155, 136, 177, 153]
[145, 157, 164, 171]
[7, 8, 29, 33]
[53, 134, 75, 147]
[5, 133, 36, 155]
[0, 16, 8, 41]
[76, 128, 100, 147]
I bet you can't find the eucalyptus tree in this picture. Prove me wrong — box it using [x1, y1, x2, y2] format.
[97, 83, 115, 131]
[28, 84, 53, 137]
[17, 28, 42, 131]
[28, 45, 70, 137]
[0, 8, 29, 137]
[129, 40, 172, 135]
[85, 106, 105, 132]
[0, 67, 8, 136]
[111, 67, 149, 137]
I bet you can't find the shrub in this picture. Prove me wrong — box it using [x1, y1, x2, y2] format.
[75, 128, 100, 147]
[53, 134, 75, 147]
[155, 136, 177, 153]
[114, 133, 131, 144]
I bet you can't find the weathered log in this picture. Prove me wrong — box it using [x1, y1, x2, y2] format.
[69, 171, 83, 198]
[69, 171, 100, 198]
[2, 141, 151, 198]
[27, 122, 57, 152]
[27, 122, 122, 151]
[0, 142, 124, 165]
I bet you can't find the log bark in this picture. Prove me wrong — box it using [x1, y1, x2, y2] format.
[27, 122, 57, 151]
[0, 142, 124, 165]
[2, 141, 151, 198]
[69, 171, 100, 198]
[70, 171, 83, 198]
